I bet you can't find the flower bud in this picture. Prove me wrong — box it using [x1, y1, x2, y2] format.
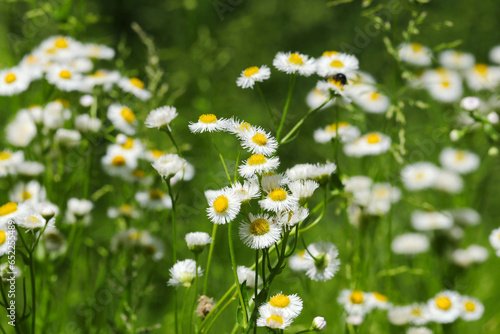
[312, 316, 327, 331]
[487, 112, 499, 124]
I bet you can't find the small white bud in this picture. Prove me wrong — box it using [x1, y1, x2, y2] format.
[312, 316, 327, 331]
[460, 96, 481, 111]
[79, 94, 94, 107]
[487, 112, 499, 124]
[449, 129, 460, 142]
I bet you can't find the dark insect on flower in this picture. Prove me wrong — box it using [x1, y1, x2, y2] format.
[332, 73, 347, 86]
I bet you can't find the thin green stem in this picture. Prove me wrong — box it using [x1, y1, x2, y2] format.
[163, 128, 182, 157]
[166, 178, 177, 262]
[276, 73, 296, 141]
[255, 83, 277, 129]
[29, 247, 36, 333]
[198, 285, 236, 333]
[181, 286, 191, 334]
[190, 255, 200, 333]
[228, 220, 248, 328]
[253, 249, 259, 334]
[203, 223, 218, 295]
[210, 134, 232, 184]
[203, 293, 237, 334]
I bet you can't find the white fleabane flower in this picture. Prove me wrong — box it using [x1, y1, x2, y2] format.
[236, 65, 271, 89]
[451, 245, 489, 267]
[152, 154, 187, 179]
[185, 232, 212, 253]
[66, 198, 93, 224]
[239, 213, 281, 249]
[388, 305, 411, 326]
[275, 205, 309, 229]
[257, 304, 293, 329]
[168, 259, 202, 288]
[488, 227, 500, 256]
[338, 290, 373, 316]
[259, 187, 298, 213]
[6, 110, 37, 147]
[366, 292, 390, 310]
[352, 88, 391, 114]
[401, 162, 440, 191]
[107, 104, 137, 135]
[407, 303, 431, 326]
[312, 316, 327, 331]
[449, 208, 480, 226]
[460, 96, 481, 111]
[314, 122, 360, 143]
[239, 154, 280, 178]
[261, 173, 289, 193]
[46, 66, 85, 92]
[411, 210, 453, 231]
[427, 290, 462, 324]
[224, 118, 254, 136]
[83, 43, 115, 59]
[432, 169, 463, 194]
[189, 114, 228, 134]
[344, 132, 391, 157]
[206, 189, 241, 225]
[273, 51, 316, 76]
[0, 223, 17, 256]
[230, 180, 260, 203]
[16, 161, 45, 177]
[465, 63, 500, 91]
[288, 180, 319, 202]
[135, 189, 172, 210]
[145, 106, 178, 129]
[285, 162, 336, 182]
[398, 43, 432, 67]
[459, 296, 484, 321]
[303, 242, 341, 281]
[439, 50, 475, 70]
[439, 148, 479, 174]
[101, 149, 138, 180]
[391, 233, 430, 255]
[316, 51, 359, 77]
[240, 127, 278, 156]
[306, 88, 334, 110]
[421, 69, 463, 103]
[289, 250, 309, 272]
[0, 67, 31, 95]
[237, 266, 262, 289]
[55, 129, 82, 147]
[9, 181, 46, 206]
[17, 212, 49, 230]
[267, 292, 303, 319]
[75, 114, 102, 133]
[0, 150, 24, 176]
[118, 76, 151, 100]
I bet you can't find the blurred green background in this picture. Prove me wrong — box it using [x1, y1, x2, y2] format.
[0, 0, 500, 333]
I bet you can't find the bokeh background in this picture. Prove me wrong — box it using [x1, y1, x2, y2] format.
[1, 0, 500, 333]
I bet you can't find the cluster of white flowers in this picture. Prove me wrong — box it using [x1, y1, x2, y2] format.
[257, 292, 303, 329]
[338, 290, 390, 325]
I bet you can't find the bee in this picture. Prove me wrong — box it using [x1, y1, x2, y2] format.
[330, 73, 347, 86]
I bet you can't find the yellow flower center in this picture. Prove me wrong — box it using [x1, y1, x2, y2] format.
[298, 250, 305, 258]
[238, 122, 251, 131]
[350, 291, 364, 304]
[152, 149, 164, 157]
[25, 216, 41, 225]
[112, 156, 126, 166]
[0, 151, 12, 160]
[91, 70, 107, 78]
[59, 70, 72, 79]
[243, 66, 259, 77]
[328, 77, 345, 90]
[132, 170, 146, 178]
[27, 55, 38, 64]
[441, 81, 450, 88]
[330, 60, 344, 68]
[411, 307, 423, 316]
[120, 204, 134, 215]
[267, 315, 284, 326]
[366, 133, 381, 144]
[464, 301, 475, 312]
[121, 107, 136, 123]
[269, 294, 290, 308]
[436, 296, 452, 310]
[411, 43, 423, 52]
[475, 63, 488, 77]
[199, 114, 217, 123]
[0, 231, 6, 246]
[5, 73, 16, 84]
[121, 138, 134, 149]
[128, 231, 140, 240]
[456, 150, 466, 161]
[249, 218, 270, 236]
[0, 202, 18, 216]
[370, 92, 381, 100]
[55, 98, 70, 107]
[288, 53, 304, 65]
[129, 77, 145, 89]
[268, 188, 287, 201]
[54, 38, 68, 48]
[149, 189, 164, 200]
[213, 195, 229, 213]
[373, 292, 388, 302]
[248, 154, 267, 166]
[252, 133, 268, 146]
[322, 51, 338, 57]
[22, 191, 32, 201]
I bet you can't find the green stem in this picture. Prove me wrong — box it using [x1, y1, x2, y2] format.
[190, 255, 200, 333]
[228, 221, 248, 328]
[276, 73, 296, 141]
[29, 250, 36, 333]
[203, 293, 238, 334]
[163, 128, 182, 157]
[181, 286, 191, 334]
[255, 83, 277, 129]
[198, 285, 236, 333]
[210, 134, 232, 184]
[166, 178, 177, 262]
[203, 224, 218, 295]
[253, 250, 259, 334]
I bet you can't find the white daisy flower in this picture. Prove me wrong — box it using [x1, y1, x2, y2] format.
[316, 77, 350, 98]
[312, 317, 327, 331]
[273, 51, 316, 76]
[338, 290, 373, 315]
[288, 180, 319, 202]
[240, 127, 278, 156]
[0, 202, 31, 225]
[289, 250, 310, 272]
[407, 303, 431, 326]
[236, 65, 271, 89]
[0, 222, 17, 256]
[224, 118, 254, 136]
[66, 198, 93, 224]
[439, 148, 479, 174]
[275, 205, 309, 229]
[55, 129, 82, 147]
[366, 292, 391, 310]
[466, 63, 500, 91]
[344, 132, 391, 157]
[303, 242, 341, 281]
[257, 304, 293, 329]
[314, 122, 360, 143]
[401, 162, 440, 191]
[259, 187, 298, 213]
[170, 161, 195, 185]
[16, 161, 45, 177]
[75, 114, 102, 133]
[459, 296, 484, 321]
[449, 208, 480, 226]
[42, 100, 71, 130]
[84, 69, 121, 90]
[237, 266, 262, 289]
[388, 305, 411, 325]
[267, 292, 303, 319]
[135, 189, 172, 210]
[490, 227, 500, 256]
[145, 106, 178, 130]
[432, 169, 464, 194]
[9, 181, 46, 206]
[188, 114, 228, 134]
[239, 213, 281, 249]
[185, 232, 212, 253]
[398, 43, 432, 67]
[306, 88, 334, 110]
[38, 36, 83, 61]
[101, 149, 138, 179]
[0, 150, 24, 176]
[427, 290, 462, 323]
[286, 162, 337, 182]
[46, 66, 85, 92]
[391, 233, 430, 255]
[260, 173, 289, 193]
[168, 259, 202, 288]
[19, 54, 44, 80]
[421, 69, 463, 103]
[351, 86, 391, 114]
[107, 104, 138, 135]
[107, 204, 140, 220]
[451, 245, 489, 267]
[152, 153, 186, 179]
[83, 43, 115, 59]
[37, 201, 60, 220]
[0, 67, 31, 95]
[407, 327, 433, 334]
[411, 210, 454, 231]
[239, 154, 280, 178]
[230, 180, 260, 203]
[206, 189, 241, 225]
[80, 94, 94, 107]
[316, 51, 359, 77]
[5, 110, 37, 147]
[439, 50, 475, 70]
[17, 212, 49, 230]
[118, 76, 151, 100]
